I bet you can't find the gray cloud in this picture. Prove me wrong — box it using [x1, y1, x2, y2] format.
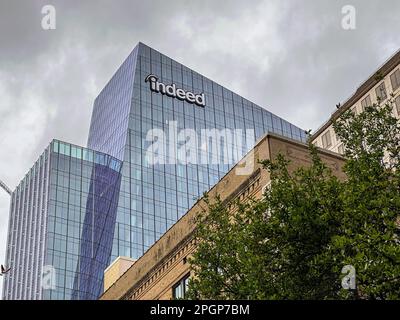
[0, 0, 399, 296]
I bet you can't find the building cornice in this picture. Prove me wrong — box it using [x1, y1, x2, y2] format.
[311, 49, 400, 140]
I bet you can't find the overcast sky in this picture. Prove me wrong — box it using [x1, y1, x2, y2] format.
[0, 0, 399, 297]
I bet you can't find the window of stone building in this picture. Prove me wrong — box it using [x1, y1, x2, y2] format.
[390, 69, 400, 91]
[375, 82, 387, 101]
[361, 95, 372, 111]
[395, 95, 400, 116]
[338, 143, 345, 155]
[172, 273, 190, 299]
[321, 130, 332, 149]
[333, 131, 340, 143]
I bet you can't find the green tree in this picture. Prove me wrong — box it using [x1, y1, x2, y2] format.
[187, 97, 400, 300]
[331, 97, 400, 299]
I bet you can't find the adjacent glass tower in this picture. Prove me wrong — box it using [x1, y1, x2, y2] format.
[2, 140, 122, 300]
[3, 42, 306, 300]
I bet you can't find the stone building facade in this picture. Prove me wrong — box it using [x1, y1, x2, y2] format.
[100, 133, 346, 300]
[312, 50, 400, 153]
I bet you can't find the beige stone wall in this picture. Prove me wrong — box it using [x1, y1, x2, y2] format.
[269, 135, 346, 181]
[100, 134, 345, 300]
[104, 256, 136, 292]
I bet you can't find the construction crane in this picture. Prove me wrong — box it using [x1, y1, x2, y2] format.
[0, 179, 12, 195]
[0, 180, 12, 278]
[1, 264, 11, 276]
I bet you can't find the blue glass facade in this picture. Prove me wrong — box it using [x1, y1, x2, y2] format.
[2, 140, 122, 300]
[3, 42, 305, 300]
[87, 48, 137, 160]
[71, 161, 122, 300]
[87, 42, 306, 265]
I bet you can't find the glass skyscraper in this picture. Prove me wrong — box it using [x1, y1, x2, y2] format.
[87, 42, 306, 264]
[3, 42, 305, 300]
[2, 141, 122, 300]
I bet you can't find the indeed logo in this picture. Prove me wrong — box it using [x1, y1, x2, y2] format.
[145, 74, 205, 107]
